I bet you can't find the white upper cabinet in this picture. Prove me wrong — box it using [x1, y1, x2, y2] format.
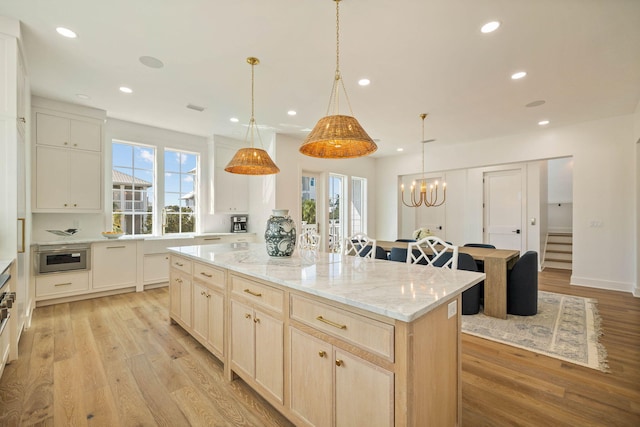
[214, 143, 249, 213]
[35, 112, 102, 151]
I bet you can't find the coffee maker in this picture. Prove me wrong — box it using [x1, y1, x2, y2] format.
[231, 215, 248, 233]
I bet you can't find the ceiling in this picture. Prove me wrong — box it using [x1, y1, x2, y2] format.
[2, 0, 640, 157]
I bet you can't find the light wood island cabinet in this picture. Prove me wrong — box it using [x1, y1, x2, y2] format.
[168, 243, 484, 426]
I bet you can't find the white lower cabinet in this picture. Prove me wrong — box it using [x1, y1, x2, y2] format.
[290, 328, 394, 427]
[35, 271, 89, 299]
[230, 299, 284, 404]
[92, 241, 137, 289]
[143, 253, 169, 284]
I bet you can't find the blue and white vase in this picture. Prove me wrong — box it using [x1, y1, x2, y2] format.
[265, 209, 296, 257]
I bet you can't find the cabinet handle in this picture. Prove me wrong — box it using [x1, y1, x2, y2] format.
[73, 143, 78, 147]
[206, 294, 211, 299]
[335, 359, 344, 367]
[253, 317, 260, 324]
[73, 203, 77, 207]
[316, 316, 347, 330]
[200, 291, 206, 296]
[175, 262, 184, 267]
[64, 203, 68, 207]
[200, 272, 213, 278]
[203, 237, 221, 241]
[245, 313, 252, 319]
[243, 289, 262, 297]
[107, 246, 125, 249]
[54, 282, 72, 287]
[318, 351, 326, 358]
[176, 278, 183, 283]
[64, 142, 68, 145]
[18, 117, 26, 123]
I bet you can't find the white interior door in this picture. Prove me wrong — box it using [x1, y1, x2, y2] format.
[484, 169, 523, 251]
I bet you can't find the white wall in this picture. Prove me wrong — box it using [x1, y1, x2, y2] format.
[376, 114, 637, 294]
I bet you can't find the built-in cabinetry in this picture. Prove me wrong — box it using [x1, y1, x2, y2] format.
[92, 241, 137, 289]
[214, 143, 249, 213]
[31, 102, 105, 213]
[169, 255, 193, 329]
[229, 274, 284, 403]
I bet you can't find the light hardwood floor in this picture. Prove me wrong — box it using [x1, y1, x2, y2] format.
[1, 269, 638, 426]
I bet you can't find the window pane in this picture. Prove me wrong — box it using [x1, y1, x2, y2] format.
[164, 149, 198, 235]
[165, 173, 180, 192]
[112, 143, 133, 168]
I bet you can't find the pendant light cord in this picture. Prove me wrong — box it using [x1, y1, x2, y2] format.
[325, 0, 355, 117]
[245, 58, 263, 149]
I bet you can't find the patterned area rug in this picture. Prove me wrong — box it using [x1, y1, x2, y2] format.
[462, 291, 609, 371]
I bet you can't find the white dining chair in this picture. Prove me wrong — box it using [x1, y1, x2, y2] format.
[297, 230, 321, 251]
[344, 233, 376, 258]
[407, 236, 458, 269]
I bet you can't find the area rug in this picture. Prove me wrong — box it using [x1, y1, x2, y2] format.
[461, 291, 609, 372]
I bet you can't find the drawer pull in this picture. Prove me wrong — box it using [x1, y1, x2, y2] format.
[176, 278, 183, 283]
[253, 317, 260, 324]
[245, 313, 252, 319]
[335, 359, 344, 367]
[200, 291, 206, 296]
[203, 237, 221, 241]
[200, 272, 213, 278]
[175, 262, 184, 267]
[316, 316, 347, 330]
[54, 282, 72, 287]
[243, 289, 262, 297]
[107, 246, 126, 249]
[318, 351, 326, 358]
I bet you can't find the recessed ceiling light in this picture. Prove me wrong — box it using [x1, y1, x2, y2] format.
[119, 86, 133, 94]
[396, 148, 404, 152]
[481, 21, 501, 33]
[538, 120, 550, 126]
[230, 117, 239, 123]
[76, 94, 90, 100]
[139, 56, 164, 69]
[358, 78, 371, 86]
[56, 27, 77, 38]
[511, 71, 527, 80]
[526, 100, 546, 108]
[288, 110, 297, 116]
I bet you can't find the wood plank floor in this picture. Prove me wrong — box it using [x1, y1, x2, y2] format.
[0, 269, 638, 426]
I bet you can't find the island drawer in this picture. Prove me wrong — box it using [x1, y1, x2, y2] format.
[230, 275, 283, 314]
[170, 255, 192, 275]
[193, 261, 225, 290]
[290, 295, 394, 361]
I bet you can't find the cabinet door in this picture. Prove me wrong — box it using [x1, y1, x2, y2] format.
[214, 144, 249, 213]
[36, 112, 69, 148]
[335, 349, 394, 427]
[207, 289, 225, 359]
[179, 275, 193, 328]
[230, 299, 255, 377]
[35, 146, 69, 209]
[169, 271, 182, 319]
[254, 309, 284, 403]
[70, 119, 101, 151]
[192, 281, 209, 343]
[69, 150, 102, 210]
[92, 242, 136, 289]
[290, 328, 332, 427]
[143, 253, 169, 284]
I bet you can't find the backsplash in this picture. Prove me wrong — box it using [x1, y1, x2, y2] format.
[32, 213, 108, 243]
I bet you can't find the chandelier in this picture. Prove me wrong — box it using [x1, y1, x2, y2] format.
[400, 114, 446, 207]
[299, 0, 377, 159]
[225, 57, 280, 175]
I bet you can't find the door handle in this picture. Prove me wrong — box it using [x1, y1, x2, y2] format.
[512, 229, 521, 234]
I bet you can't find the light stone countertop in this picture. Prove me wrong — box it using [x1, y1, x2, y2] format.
[32, 232, 256, 246]
[168, 243, 485, 323]
[0, 260, 12, 274]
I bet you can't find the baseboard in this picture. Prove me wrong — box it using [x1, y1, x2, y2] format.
[570, 275, 636, 295]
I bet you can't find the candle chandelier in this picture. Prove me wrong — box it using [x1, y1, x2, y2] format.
[225, 57, 280, 175]
[400, 114, 446, 208]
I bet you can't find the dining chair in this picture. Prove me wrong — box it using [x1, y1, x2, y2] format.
[507, 251, 538, 316]
[394, 239, 417, 242]
[297, 230, 321, 251]
[463, 243, 496, 272]
[407, 236, 459, 269]
[344, 233, 376, 259]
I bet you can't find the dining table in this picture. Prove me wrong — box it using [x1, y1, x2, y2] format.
[376, 240, 520, 319]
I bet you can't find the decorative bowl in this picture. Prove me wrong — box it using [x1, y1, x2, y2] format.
[101, 231, 124, 239]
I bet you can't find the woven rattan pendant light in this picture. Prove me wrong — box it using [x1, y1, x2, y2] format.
[299, 0, 377, 159]
[225, 57, 280, 175]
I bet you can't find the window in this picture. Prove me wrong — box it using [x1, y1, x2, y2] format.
[112, 141, 155, 235]
[351, 177, 367, 234]
[328, 174, 346, 253]
[164, 149, 198, 234]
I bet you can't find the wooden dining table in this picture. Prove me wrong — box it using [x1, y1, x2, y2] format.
[377, 241, 520, 319]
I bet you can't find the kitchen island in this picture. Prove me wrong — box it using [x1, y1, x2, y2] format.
[168, 243, 484, 427]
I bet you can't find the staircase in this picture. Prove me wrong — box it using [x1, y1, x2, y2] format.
[543, 232, 573, 270]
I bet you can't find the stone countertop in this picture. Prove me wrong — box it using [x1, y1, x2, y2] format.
[32, 232, 256, 246]
[0, 260, 12, 274]
[168, 243, 485, 323]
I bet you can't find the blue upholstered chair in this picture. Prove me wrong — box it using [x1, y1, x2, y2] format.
[432, 252, 482, 314]
[507, 251, 538, 316]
